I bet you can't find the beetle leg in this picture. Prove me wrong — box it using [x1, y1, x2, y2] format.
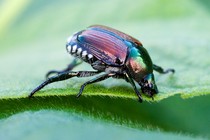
[29, 71, 101, 98]
[46, 59, 82, 78]
[124, 72, 143, 103]
[153, 64, 175, 74]
[76, 73, 111, 98]
[91, 60, 106, 71]
[77, 71, 101, 77]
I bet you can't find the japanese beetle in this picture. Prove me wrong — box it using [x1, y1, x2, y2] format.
[29, 25, 174, 102]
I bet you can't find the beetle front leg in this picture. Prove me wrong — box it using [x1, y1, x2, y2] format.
[46, 59, 82, 78]
[29, 71, 101, 98]
[76, 73, 111, 98]
[124, 72, 143, 103]
[153, 64, 175, 74]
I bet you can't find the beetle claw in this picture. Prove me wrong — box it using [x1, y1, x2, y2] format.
[166, 68, 175, 74]
[138, 98, 143, 103]
[137, 94, 143, 103]
[77, 85, 85, 98]
[76, 91, 82, 98]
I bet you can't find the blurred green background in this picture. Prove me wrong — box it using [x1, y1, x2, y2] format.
[0, 0, 210, 140]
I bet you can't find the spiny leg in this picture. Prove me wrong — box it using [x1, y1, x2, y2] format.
[46, 59, 82, 78]
[124, 72, 143, 103]
[29, 71, 101, 98]
[76, 73, 111, 98]
[153, 64, 175, 74]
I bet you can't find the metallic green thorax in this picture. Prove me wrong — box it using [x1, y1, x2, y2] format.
[126, 43, 153, 82]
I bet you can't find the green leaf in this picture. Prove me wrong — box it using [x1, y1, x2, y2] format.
[0, 110, 206, 140]
[1, 19, 210, 101]
[1, 0, 210, 139]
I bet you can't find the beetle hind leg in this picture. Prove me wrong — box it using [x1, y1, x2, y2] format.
[46, 59, 82, 78]
[29, 71, 101, 98]
[76, 73, 111, 98]
[153, 64, 175, 74]
[29, 71, 79, 98]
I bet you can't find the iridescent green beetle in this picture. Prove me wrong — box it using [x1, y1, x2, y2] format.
[29, 25, 175, 102]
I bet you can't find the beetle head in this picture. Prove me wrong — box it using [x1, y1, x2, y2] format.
[139, 73, 158, 97]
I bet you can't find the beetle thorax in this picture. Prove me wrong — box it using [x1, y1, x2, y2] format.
[126, 57, 148, 81]
[126, 46, 153, 82]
